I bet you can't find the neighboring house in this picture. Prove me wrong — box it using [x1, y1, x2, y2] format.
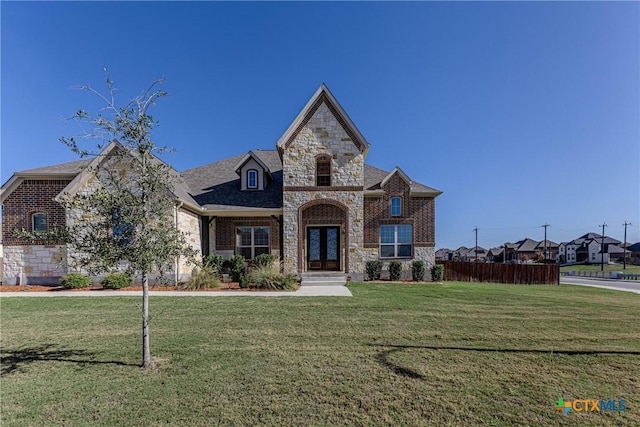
[514, 238, 539, 262]
[1, 84, 442, 284]
[535, 239, 558, 260]
[435, 248, 453, 261]
[558, 233, 624, 265]
[456, 246, 487, 262]
[487, 247, 504, 263]
[627, 242, 640, 265]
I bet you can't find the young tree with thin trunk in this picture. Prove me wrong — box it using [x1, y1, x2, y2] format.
[60, 71, 197, 368]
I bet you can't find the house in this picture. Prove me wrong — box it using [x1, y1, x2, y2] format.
[535, 239, 558, 261]
[558, 233, 624, 265]
[486, 247, 504, 263]
[435, 248, 453, 261]
[0, 84, 442, 284]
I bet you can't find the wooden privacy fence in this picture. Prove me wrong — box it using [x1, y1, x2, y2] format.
[437, 261, 559, 285]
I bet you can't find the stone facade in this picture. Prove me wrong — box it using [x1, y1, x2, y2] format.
[175, 208, 202, 280]
[2, 244, 67, 285]
[281, 101, 366, 280]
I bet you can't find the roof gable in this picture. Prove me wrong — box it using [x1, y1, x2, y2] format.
[380, 166, 412, 189]
[233, 150, 273, 178]
[276, 84, 370, 156]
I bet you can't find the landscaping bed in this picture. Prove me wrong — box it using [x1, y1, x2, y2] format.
[0, 283, 299, 292]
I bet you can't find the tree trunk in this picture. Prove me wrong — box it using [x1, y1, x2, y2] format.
[142, 271, 151, 368]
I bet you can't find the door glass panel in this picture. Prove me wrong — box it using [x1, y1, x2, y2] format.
[309, 228, 320, 261]
[326, 228, 338, 261]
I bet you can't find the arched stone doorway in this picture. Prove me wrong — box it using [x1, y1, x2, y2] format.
[298, 200, 349, 272]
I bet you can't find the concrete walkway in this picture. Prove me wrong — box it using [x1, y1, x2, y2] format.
[0, 286, 353, 298]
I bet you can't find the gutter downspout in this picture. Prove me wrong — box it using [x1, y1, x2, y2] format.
[174, 201, 184, 285]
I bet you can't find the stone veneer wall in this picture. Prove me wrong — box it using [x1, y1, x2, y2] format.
[2, 245, 67, 285]
[175, 208, 201, 280]
[282, 101, 365, 280]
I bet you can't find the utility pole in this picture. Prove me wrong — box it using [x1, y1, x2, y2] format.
[474, 227, 478, 263]
[600, 223, 607, 272]
[541, 223, 550, 262]
[623, 221, 632, 270]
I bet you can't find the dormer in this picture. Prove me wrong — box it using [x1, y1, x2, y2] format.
[234, 151, 273, 191]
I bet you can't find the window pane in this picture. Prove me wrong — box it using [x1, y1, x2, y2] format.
[240, 228, 252, 246]
[248, 170, 257, 188]
[254, 227, 269, 246]
[398, 244, 412, 257]
[380, 225, 395, 244]
[239, 247, 252, 260]
[33, 214, 47, 232]
[391, 197, 401, 216]
[397, 225, 412, 244]
[381, 245, 396, 258]
[254, 247, 269, 257]
[317, 175, 331, 186]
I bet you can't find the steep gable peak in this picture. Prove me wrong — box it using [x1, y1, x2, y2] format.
[276, 84, 370, 157]
[381, 166, 412, 188]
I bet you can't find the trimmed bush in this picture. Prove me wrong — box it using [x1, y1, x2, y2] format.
[365, 260, 383, 281]
[249, 263, 297, 290]
[229, 255, 246, 282]
[411, 260, 425, 282]
[254, 253, 277, 268]
[431, 264, 445, 282]
[203, 253, 224, 276]
[389, 260, 402, 281]
[185, 266, 221, 290]
[102, 273, 133, 289]
[238, 273, 250, 289]
[60, 273, 91, 289]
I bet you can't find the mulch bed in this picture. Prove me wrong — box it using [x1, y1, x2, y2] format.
[0, 283, 299, 292]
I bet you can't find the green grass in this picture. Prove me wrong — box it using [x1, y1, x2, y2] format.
[560, 263, 640, 274]
[2, 282, 639, 426]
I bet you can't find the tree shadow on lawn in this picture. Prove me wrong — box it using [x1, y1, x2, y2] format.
[371, 343, 640, 381]
[1, 344, 138, 376]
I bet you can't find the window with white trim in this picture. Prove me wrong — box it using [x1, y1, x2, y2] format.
[32, 213, 47, 233]
[380, 224, 412, 258]
[247, 169, 258, 189]
[237, 227, 270, 260]
[390, 197, 402, 216]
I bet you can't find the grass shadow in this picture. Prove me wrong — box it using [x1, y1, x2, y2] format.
[1, 344, 138, 375]
[371, 343, 640, 380]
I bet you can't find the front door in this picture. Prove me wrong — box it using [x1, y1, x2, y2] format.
[307, 226, 340, 271]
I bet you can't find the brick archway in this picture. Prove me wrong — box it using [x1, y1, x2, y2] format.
[298, 199, 349, 273]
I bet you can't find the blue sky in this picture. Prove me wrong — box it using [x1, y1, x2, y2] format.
[2, 1, 639, 249]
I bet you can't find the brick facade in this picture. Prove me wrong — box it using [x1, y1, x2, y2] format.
[364, 173, 436, 249]
[2, 179, 71, 245]
[215, 216, 281, 252]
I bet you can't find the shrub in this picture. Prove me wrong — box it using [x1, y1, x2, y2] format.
[254, 253, 277, 268]
[431, 264, 445, 282]
[185, 266, 221, 290]
[203, 253, 224, 276]
[249, 263, 297, 290]
[60, 273, 91, 289]
[238, 273, 250, 289]
[102, 272, 133, 289]
[389, 260, 402, 281]
[411, 260, 425, 282]
[229, 255, 246, 282]
[365, 260, 383, 281]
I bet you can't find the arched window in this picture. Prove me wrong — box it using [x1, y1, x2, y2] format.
[247, 169, 258, 189]
[32, 213, 47, 233]
[390, 197, 402, 216]
[316, 155, 331, 187]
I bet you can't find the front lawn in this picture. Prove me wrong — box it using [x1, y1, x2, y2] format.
[1, 282, 638, 426]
